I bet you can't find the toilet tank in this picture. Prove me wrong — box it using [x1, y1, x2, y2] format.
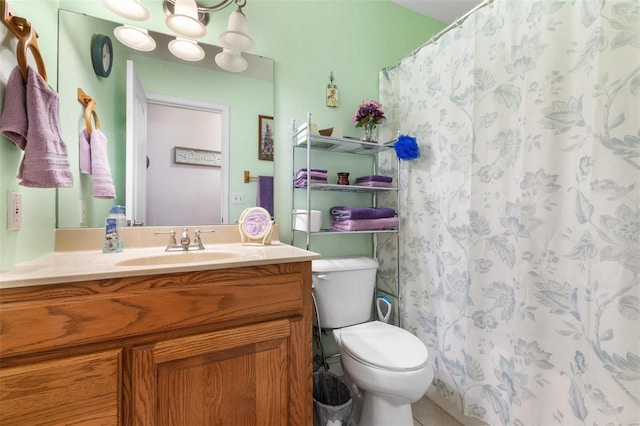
[312, 257, 379, 329]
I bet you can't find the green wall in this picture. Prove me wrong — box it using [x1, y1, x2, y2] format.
[0, 0, 445, 270]
[0, 0, 60, 271]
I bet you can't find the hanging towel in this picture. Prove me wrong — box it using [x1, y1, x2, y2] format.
[257, 175, 274, 217]
[89, 129, 115, 199]
[16, 67, 73, 188]
[79, 129, 92, 174]
[0, 66, 28, 149]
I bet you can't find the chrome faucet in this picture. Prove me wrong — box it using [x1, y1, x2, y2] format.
[180, 228, 191, 249]
[155, 228, 214, 252]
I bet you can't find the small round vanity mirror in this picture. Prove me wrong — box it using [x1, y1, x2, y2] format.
[238, 207, 273, 245]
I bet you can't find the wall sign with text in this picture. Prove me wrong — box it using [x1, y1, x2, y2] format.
[174, 146, 222, 167]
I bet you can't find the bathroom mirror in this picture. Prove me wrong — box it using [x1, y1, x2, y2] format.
[56, 10, 274, 229]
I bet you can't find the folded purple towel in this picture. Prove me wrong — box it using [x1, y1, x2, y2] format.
[19, 67, 73, 188]
[296, 170, 328, 180]
[354, 175, 393, 183]
[354, 181, 392, 188]
[330, 206, 396, 221]
[296, 168, 328, 174]
[294, 178, 328, 188]
[331, 217, 399, 231]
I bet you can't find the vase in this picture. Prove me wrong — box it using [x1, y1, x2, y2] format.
[336, 172, 350, 185]
[361, 123, 377, 143]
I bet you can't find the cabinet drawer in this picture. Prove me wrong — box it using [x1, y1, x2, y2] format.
[0, 349, 122, 425]
[1, 265, 305, 357]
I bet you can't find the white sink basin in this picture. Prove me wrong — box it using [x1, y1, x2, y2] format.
[115, 250, 242, 267]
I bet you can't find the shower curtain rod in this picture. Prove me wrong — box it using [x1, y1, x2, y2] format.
[383, 0, 493, 73]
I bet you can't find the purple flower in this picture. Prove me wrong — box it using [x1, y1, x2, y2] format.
[394, 134, 420, 160]
[352, 99, 387, 127]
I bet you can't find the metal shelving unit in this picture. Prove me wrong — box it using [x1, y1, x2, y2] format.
[291, 113, 400, 251]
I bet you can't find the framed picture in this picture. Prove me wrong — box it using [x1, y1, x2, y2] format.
[258, 115, 274, 161]
[326, 87, 339, 107]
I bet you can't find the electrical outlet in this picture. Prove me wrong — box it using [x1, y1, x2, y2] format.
[80, 200, 87, 226]
[231, 192, 245, 204]
[7, 191, 22, 230]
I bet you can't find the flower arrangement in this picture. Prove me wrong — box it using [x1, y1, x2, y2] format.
[352, 99, 387, 128]
[394, 134, 420, 160]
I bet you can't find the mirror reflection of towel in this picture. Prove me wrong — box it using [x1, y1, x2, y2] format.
[257, 176, 273, 218]
[89, 129, 115, 199]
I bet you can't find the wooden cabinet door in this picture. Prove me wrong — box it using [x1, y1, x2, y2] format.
[0, 349, 122, 425]
[128, 319, 292, 426]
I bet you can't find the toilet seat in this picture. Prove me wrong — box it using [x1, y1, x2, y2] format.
[338, 321, 428, 372]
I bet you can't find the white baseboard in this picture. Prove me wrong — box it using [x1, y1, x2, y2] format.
[425, 388, 489, 426]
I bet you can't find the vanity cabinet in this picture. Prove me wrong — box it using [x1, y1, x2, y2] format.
[0, 262, 313, 425]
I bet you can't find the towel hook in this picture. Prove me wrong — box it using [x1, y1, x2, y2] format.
[1, 0, 47, 82]
[77, 88, 101, 136]
[243, 170, 257, 183]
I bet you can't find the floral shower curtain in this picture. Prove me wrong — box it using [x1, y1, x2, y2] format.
[378, 1, 640, 424]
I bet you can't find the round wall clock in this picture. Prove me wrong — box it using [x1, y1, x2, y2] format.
[91, 34, 113, 78]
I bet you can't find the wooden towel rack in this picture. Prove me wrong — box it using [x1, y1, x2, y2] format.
[77, 88, 101, 136]
[1, 0, 47, 82]
[243, 170, 258, 183]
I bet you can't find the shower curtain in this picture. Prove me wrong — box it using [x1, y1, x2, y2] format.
[378, 1, 640, 424]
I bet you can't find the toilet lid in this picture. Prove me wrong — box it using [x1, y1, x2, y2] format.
[339, 321, 429, 371]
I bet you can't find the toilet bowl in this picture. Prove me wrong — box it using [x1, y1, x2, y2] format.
[312, 258, 433, 426]
[334, 321, 432, 426]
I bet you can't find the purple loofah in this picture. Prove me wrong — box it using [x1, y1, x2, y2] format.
[393, 134, 420, 160]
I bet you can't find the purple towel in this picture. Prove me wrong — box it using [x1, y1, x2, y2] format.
[0, 66, 27, 149]
[294, 178, 328, 188]
[296, 169, 328, 180]
[354, 181, 393, 188]
[89, 129, 115, 198]
[296, 168, 328, 174]
[354, 175, 393, 183]
[330, 206, 396, 221]
[79, 129, 92, 174]
[331, 217, 399, 231]
[257, 175, 274, 217]
[18, 67, 73, 188]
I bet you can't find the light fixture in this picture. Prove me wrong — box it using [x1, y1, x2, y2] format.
[102, 0, 255, 70]
[113, 25, 156, 52]
[101, 0, 150, 21]
[165, 0, 207, 39]
[219, 7, 254, 52]
[169, 37, 205, 61]
[215, 48, 247, 73]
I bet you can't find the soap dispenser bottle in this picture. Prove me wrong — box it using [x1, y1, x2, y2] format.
[103, 206, 122, 253]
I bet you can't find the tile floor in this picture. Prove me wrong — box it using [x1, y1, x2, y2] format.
[412, 396, 463, 426]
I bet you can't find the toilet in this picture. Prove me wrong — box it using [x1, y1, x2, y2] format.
[312, 257, 433, 426]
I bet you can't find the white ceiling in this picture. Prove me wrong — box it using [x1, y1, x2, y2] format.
[391, 0, 483, 24]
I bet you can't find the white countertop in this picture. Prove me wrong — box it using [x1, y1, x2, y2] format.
[0, 226, 320, 289]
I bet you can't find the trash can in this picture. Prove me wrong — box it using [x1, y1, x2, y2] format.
[313, 371, 353, 426]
